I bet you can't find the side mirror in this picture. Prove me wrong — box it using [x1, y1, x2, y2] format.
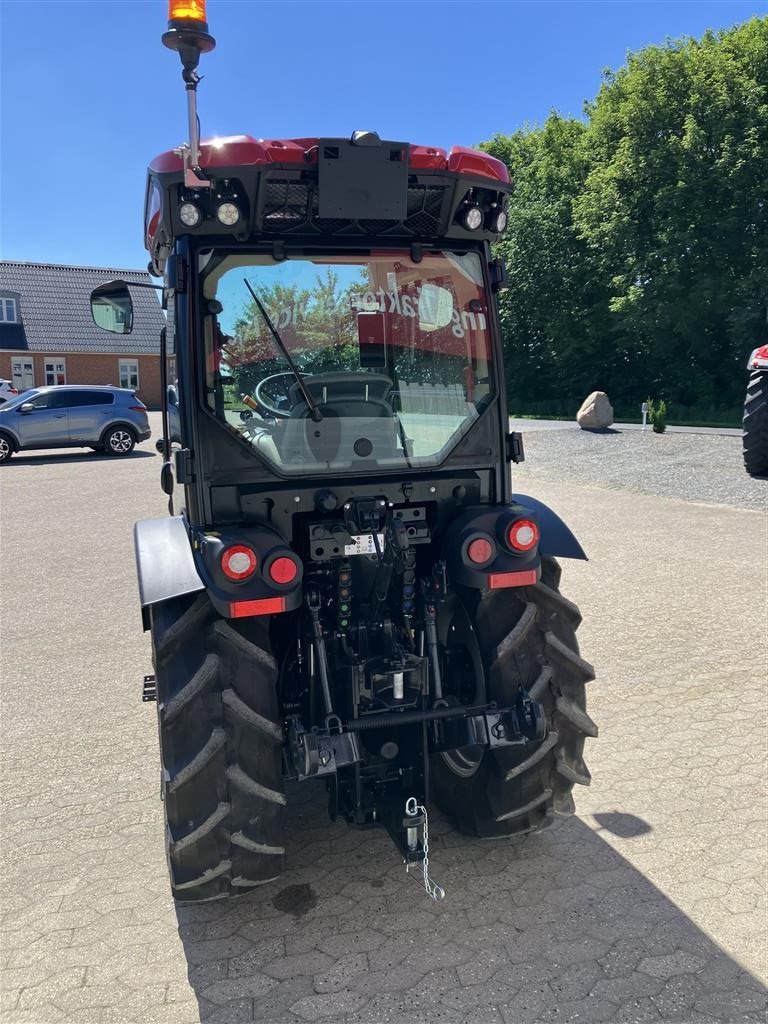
[418, 283, 454, 332]
[20, 402, 34, 414]
[90, 280, 134, 334]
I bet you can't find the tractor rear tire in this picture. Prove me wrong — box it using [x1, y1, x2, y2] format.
[150, 593, 286, 902]
[743, 371, 768, 477]
[432, 557, 595, 837]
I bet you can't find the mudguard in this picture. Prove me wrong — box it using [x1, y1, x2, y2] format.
[512, 493, 587, 561]
[134, 516, 204, 630]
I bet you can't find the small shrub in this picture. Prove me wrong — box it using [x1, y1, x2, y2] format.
[647, 398, 668, 434]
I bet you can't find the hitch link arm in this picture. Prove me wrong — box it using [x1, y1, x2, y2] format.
[307, 589, 334, 719]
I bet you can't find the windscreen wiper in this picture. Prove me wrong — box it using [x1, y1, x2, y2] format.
[243, 278, 322, 422]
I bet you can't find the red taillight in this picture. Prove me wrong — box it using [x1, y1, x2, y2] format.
[467, 537, 494, 565]
[9, 388, 18, 395]
[230, 597, 286, 617]
[221, 545, 258, 581]
[268, 556, 298, 585]
[507, 519, 539, 552]
[488, 569, 539, 589]
[129, 405, 147, 412]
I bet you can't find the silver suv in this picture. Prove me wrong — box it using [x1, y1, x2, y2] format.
[0, 386, 151, 463]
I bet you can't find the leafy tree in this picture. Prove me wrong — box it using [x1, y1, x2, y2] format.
[482, 17, 767, 419]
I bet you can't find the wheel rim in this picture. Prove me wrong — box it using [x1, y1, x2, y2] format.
[438, 597, 486, 779]
[0, 436, 10, 459]
[109, 430, 132, 453]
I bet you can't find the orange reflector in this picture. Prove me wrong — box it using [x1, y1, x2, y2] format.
[230, 597, 286, 618]
[168, 0, 207, 22]
[487, 569, 539, 589]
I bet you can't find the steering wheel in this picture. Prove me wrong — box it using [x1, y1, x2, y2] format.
[253, 371, 312, 419]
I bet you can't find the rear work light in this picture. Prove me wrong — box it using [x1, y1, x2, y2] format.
[507, 519, 539, 552]
[221, 545, 257, 581]
[268, 556, 299, 585]
[467, 537, 495, 565]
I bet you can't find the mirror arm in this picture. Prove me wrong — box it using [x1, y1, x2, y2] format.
[159, 326, 174, 516]
[123, 281, 164, 291]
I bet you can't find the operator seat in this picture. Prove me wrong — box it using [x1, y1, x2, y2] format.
[279, 372, 401, 468]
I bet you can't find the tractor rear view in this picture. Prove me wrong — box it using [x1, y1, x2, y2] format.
[90, 0, 596, 902]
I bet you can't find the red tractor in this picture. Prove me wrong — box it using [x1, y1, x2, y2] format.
[744, 344, 768, 477]
[89, 0, 595, 902]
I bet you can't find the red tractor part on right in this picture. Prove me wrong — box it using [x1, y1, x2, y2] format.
[743, 344, 768, 477]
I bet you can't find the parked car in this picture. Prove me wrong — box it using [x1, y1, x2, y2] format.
[0, 379, 19, 405]
[0, 386, 151, 463]
[154, 383, 181, 453]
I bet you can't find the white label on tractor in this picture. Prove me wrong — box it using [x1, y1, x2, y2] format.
[345, 533, 384, 556]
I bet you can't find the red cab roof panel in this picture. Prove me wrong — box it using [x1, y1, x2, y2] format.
[149, 135, 510, 184]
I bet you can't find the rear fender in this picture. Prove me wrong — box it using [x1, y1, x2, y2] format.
[512, 493, 587, 561]
[134, 516, 204, 630]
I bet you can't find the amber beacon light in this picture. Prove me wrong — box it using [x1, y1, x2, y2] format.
[163, 0, 216, 55]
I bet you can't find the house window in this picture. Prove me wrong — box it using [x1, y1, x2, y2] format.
[119, 359, 139, 390]
[44, 359, 66, 386]
[11, 358, 34, 390]
[0, 298, 18, 323]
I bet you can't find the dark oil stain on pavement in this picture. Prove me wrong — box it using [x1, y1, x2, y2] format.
[272, 883, 318, 917]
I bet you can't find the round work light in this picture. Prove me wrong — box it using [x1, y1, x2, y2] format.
[179, 202, 202, 227]
[216, 202, 240, 226]
[462, 205, 483, 231]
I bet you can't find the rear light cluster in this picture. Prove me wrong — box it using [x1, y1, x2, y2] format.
[220, 545, 300, 586]
[463, 517, 540, 568]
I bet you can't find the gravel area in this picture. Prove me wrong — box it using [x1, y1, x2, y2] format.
[514, 428, 767, 511]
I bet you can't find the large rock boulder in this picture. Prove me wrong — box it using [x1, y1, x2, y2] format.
[577, 391, 614, 430]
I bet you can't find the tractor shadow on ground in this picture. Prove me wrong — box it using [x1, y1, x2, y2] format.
[174, 783, 767, 1024]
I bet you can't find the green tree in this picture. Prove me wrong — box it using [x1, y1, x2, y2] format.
[575, 17, 768, 410]
[481, 17, 767, 419]
[482, 116, 616, 412]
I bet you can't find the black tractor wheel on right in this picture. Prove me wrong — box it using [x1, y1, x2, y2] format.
[151, 593, 286, 902]
[432, 556, 596, 837]
[743, 370, 768, 477]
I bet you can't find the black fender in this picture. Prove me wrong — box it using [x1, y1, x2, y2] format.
[512, 493, 587, 561]
[134, 516, 204, 630]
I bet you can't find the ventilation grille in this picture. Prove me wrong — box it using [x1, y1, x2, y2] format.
[261, 179, 446, 237]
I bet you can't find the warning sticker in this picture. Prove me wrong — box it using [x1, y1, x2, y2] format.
[344, 533, 384, 556]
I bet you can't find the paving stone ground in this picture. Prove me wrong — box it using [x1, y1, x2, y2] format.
[1, 420, 766, 1024]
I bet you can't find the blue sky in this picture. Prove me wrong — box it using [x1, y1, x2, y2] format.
[1, 1, 764, 271]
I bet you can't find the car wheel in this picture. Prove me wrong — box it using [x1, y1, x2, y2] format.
[0, 433, 14, 463]
[102, 426, 136, 456]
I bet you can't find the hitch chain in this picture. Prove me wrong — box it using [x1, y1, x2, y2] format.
[405, 797, 445, 902]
